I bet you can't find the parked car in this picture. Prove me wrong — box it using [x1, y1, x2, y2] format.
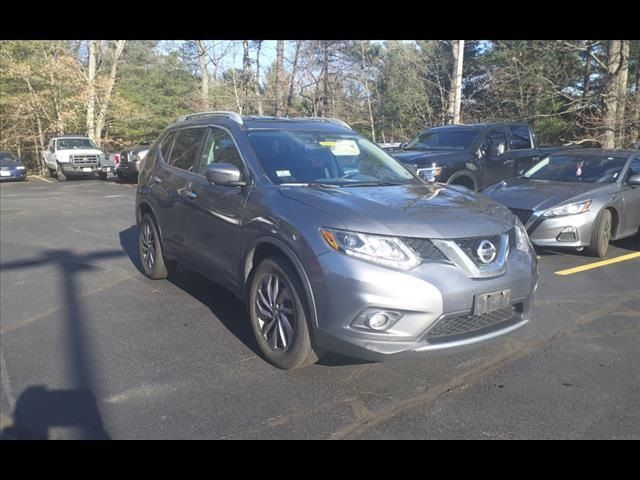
[116, 143, 150, 181]
[98, 152, 120, 180]
[43, 136, 106, 182]
[135, 111, 538, 369]
[0, 151, 28, 182]
[390, 123, 567, 191]
[483, 149, 640, 257]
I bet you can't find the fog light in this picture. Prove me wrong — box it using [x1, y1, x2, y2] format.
[352, 309, 403, 332]
[557, 227, 578, 242]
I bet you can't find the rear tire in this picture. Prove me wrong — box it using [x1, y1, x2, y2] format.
[138, 214, 176, 279]
[585, 209, 612, 258]
[248, 256, 320, 369]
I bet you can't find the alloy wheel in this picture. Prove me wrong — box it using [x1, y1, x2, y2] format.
[141, 221, 156, 272]
[255, 273, 297, 351]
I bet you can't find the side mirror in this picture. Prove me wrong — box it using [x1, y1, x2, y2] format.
[400, 143, 407, 150]
[475, 147, 484, 160]
[205, 163, 246, 186]
[488, 142, 505, 156]
[628, 174, 640, 186]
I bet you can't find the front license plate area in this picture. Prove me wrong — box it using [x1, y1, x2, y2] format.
[82, 167, 93, 172]
[474, 289, 511, 315]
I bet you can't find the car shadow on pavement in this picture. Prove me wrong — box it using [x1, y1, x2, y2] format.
[118, 225, 262, 357]
[0, 248, 122, 439]
[118, 225, 371, 367]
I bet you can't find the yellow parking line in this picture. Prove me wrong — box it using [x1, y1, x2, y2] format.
[555, 252, 640, 276]
[31, 175, 54, 183]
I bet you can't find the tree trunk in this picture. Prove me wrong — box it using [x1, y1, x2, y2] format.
[254, 41, 263, 116]
[285, 40, 301, 116]
[446, 40, 464, 124]
[242, 40, 251, 113]
[582, 43, 592, 102]
[196, 40, 209, 110]
[275, 40, 285, 116]
[453, 40, 464, 124]
[321, 41, 330, 117]
[360, 42, 376, 142]
[615, 40, 629, 147]
[86, 40, 97, 140]
[603, 40, 621, 149]
[94, 40, 126, 148]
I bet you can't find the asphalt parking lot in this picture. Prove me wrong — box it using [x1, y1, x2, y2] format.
[1, 175, 638, 439]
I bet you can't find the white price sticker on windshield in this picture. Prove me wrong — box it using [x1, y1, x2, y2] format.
[330, 140, 360, 156]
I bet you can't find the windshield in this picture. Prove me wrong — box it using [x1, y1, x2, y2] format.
[247, 130, 418, 186]
[0, 152, 16, 161]
[523, 154, 628, 183]
[57, 138, 98, 150]
[404, 129, 479, 151]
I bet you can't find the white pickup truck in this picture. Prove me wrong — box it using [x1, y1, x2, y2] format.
[43, 136, 107, 181]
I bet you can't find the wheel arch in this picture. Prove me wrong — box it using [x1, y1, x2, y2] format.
[447, 170, 478, 191]
[243, 237, 319, 328]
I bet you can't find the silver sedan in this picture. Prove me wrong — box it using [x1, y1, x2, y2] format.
[483, 149, 640, 257]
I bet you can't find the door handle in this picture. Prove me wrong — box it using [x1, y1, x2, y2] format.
[178, 188, 198, 199]
[151, 175, 162, 184]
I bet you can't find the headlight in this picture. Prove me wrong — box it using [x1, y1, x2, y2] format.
[514, 217, 532, 252]
[16, 166, 26, 170]
[543, 200, 591, 217]
[320, 228, 421, 270]
[416, 163, 442, 181]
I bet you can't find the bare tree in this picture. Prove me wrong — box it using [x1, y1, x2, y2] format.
[196, 40, 209, 110]
[94, 41, 126, 147]
[285, 40, 302, 116]
[615, 40, 630, 146]
[275, 40, 285, 116]
[242, 40, 252, 112]
[253, 41, 263, 115]
[446, 40, 464, 124]
[86, 40, 97, 140]
[603, 40, 622, 148]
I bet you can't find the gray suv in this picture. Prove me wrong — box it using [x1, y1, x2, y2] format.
[136, 112, 538, 369]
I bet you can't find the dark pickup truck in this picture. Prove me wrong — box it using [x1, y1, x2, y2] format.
[390, 123, 566, 191]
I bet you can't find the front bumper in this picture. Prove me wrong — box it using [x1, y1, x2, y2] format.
[60, 163, 100, 175]
[308, 247, 538, 361]
[0, 169, 27, 181]
[526, 210, 596, 248]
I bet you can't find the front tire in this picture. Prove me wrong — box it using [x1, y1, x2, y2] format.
[56, 163, 66, 182]
[249, 257, 320, 369]
[138, 214, 176, 279]
[585, 209, 612, 258]
[98, 171, 108, 180]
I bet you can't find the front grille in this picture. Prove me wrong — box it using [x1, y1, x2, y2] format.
[425, 306, 516, 340]
[454, 234, 503, 267]
[509, 208, 533, 225]
[71, 155, 98, 166]
[402, 237, 449, 262]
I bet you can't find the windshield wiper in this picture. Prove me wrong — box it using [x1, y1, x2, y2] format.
[341, 181, 405, 187]
[280, 182, 342, 188]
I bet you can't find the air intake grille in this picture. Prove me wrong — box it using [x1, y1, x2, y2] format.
[71, 155, 99, 166]
[426, 306, 516, 340]
[402, 237, 448, 262]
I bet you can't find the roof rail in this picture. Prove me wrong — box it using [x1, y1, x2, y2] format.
[176, 111, 243, 125]
[295, 117, 352, 130]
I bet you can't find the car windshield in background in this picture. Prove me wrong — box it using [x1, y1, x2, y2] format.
[247, 130, 418, 186]
[523, 155, 628, 183]
[405, 130, 479, 151]
[57, 138, 98, 150]
[0, 152, 16, 161]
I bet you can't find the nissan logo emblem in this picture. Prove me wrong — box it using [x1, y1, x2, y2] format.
[477, 240, 497, 264]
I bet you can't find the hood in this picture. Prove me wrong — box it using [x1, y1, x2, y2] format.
[484, 178, 611, 211]
[0, 158, 22, 168]
[391, 149, 468, 166]
[279, 183, 514, 239]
